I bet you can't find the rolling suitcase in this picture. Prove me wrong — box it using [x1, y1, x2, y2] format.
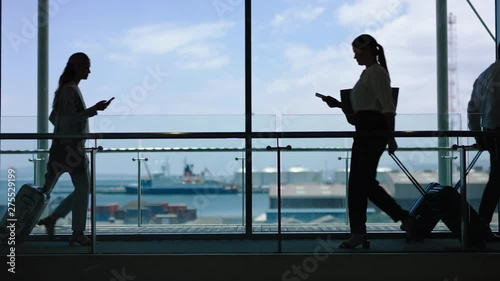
[0, 184, 49, 243]
[391, 152, 490, 247]
[425, 184, 490, 245]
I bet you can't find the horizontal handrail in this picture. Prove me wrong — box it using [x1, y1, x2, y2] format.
[0, 146, 467, 155]
[0, 130, 499, 140]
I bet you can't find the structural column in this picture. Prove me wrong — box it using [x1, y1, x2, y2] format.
[496, 0, 500, 52]
[0, 2, 3, 137]
[37, 0, 49, 186]
[436, 0, 450, 185]
[244, 0, 253, 236]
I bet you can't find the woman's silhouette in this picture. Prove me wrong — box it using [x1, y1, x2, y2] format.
[321, 34, 416, 249]
[37, 52, 110, 246]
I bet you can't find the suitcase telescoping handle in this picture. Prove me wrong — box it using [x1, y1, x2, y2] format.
[454, 150, 482, 189]
[390, 153, 427, 196]
[390, 150, 483, 196]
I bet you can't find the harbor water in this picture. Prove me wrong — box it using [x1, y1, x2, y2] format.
[0, 178, 270, 218]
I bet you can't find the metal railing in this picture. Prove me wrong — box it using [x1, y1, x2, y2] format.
[1, 130, 498, 253]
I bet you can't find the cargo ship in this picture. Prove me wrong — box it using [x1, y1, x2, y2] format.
[124, 162, 238, 195]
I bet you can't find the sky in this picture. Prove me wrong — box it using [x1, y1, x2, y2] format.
[0, 0, 497, 176]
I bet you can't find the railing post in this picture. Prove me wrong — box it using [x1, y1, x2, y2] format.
[235, 155, 245, 225]
[440, 154, 457, 186]
[266, 142, 292, 253]
[132, 154, 148, 226]
[338, 153, 350, 225]
[29, 155, 45, 186]
[89, 145, 102, 254]
[455, 145, 473, 251]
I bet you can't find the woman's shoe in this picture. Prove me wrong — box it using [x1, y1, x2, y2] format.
[69, 232, 91, 246]
[37, 217, 56, 240]
[338, 234, 370, 249]
[401, 215, 418, 240]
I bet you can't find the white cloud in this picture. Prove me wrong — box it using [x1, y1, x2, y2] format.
[296, 6, 326, 21]
[336, 0, 407, 28]
[284, 44, 313, 60]
[107, 53, 138, 66]
[272, 5, 325, 32]
[176, 44, 221, 58]
[283, 43, 347, 71]
[120, 22, 234, 70]
[122, 22, 234, 55]
[175, 43, 230, 70]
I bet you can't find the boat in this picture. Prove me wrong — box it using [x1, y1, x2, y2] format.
[124, 161, 238, 195]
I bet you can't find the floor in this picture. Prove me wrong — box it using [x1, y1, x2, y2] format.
[3, 222, 500, 281]
[4, 223, 499, 255]
[28, 221, 460, 235]
[3, 239, 500, 281]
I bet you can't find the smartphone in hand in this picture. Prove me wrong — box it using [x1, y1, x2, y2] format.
[106, 97, 115, 105]
[315, 93, 326, 99]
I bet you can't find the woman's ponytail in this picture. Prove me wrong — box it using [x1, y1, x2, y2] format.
[376, 43, 389, 78]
